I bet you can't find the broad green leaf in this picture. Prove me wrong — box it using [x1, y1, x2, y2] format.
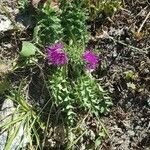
[20, 41, 37, 57]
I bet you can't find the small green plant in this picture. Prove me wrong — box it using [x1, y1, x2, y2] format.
[74, 75, 112, 115]
[48, 68, 76, 125]
[48, 69, 111, 126]
[124, 70, 136, 81]
[83, 0, 121, 20]
[33, 0, 88, 45]
[33, 1, 63, 45]
[60, 0, 88, 44]
[0, 85, 44, 149]
[18, 0, 29, 10]
[101, 0, 121, 17]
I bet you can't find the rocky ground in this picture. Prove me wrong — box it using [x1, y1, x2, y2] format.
[92, 1, 150, 149]
[0, 0, 150, 150]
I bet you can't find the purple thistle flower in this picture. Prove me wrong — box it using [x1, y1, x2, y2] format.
[82, 50, 99, 70]
[46, 42, 68, 66]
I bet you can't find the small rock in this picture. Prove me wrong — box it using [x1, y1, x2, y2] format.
[0, 14, 13, 32]
[147, 97, 150, 106]
[117, 139, 124, 144]
[135, 126, 140, 130]
[127, 130, 135, 136]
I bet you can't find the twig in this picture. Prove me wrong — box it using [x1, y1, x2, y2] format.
[111, 38, 145, 52]
[136, 6, 148, 17]
[97, 31, 148, 54]
[138, 11, 150, 33]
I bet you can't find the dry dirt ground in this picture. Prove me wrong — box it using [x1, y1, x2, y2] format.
[0, 0, 150, 150]
[91, 1, 150, 149]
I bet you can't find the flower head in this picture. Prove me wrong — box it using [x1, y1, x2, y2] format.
[46, 42, 68, 66]
[82, 50, 99, 70]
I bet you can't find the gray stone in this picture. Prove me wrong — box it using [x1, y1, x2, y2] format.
[127, 130, 135, 136]
[0, 14, 13, 32]
[0, 99, 14, 150]
[0, 1, 26, 34]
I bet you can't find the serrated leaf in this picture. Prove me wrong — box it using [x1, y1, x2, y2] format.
[20, 41, 37, 57]
[100, 107, 105, 113]
[95, 137, 101, 147]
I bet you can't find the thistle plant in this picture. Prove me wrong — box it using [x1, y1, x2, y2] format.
[33, 1, 63, 45]
[48, 68, 76, 125]
[74, 75, 112, 115]
[59, 0, 88, 44]
[33, 0, 88, 45]
[46, 43, 112, 127]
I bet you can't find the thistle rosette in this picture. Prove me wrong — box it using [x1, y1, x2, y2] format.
[46, 42, 68, 66]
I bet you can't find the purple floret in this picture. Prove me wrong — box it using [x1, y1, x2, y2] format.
[46, 42, 68, 66]
[82, 50, 99, 70]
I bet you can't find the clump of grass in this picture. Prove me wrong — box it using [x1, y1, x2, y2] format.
[0, 83, 45, 149]
[83, 0, 121, 21]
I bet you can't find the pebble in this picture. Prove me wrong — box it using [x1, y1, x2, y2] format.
[0, 14, 13, 32]
[127, 130, 135, 136]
